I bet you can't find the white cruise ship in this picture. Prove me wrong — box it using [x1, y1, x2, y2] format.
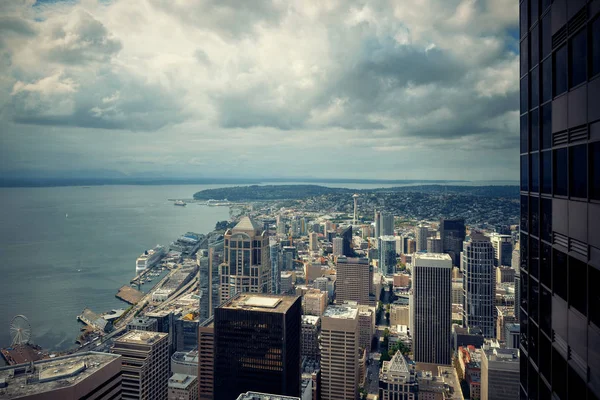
[135, 245, 166, 274]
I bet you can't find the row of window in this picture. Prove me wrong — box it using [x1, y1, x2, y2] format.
[520, 17, 600, 114]
[520, 0, 553, 39]
[521, 141, 600, 200]
[520, 103, 552, 153]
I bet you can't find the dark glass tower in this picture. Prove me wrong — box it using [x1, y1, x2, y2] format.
[214, 294, 301, 400]
[341, 226, 353, 256]
[519, 1, 600, 399]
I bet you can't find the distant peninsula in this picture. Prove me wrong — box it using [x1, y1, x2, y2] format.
[193, 184, 519, 201]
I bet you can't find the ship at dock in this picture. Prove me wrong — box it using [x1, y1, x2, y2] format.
[174, 200, 187, 206]
[135, 245, 166, 274]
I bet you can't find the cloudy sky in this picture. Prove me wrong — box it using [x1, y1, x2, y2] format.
[0, 0, 519, 181]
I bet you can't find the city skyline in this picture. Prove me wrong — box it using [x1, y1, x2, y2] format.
[1, 0, 519, 180]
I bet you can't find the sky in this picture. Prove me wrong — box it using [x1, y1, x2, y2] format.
[0, 0, 520, 181]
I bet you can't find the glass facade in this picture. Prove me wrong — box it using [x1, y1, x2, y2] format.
[520, 1, 600, 399]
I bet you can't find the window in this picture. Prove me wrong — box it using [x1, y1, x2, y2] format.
[541, 14, 551, 58]
[554, 147, 568, 196]
[531, 67, 539, 109]
[521, 232, 529, 272]
[531, 25, 539, 67]
[541, 103, 551, 148]
[530, 108, 539, 151]
[569, 257, 587, 315]
[541, 0, 551, 14]
[569, 29, 587, 88]
[529, 0, 538, 28]
[554, 45, 568, 96]
[592, 18, 600, 77]
[521, 196, 529, 233]
[569, 144, 587, 198]
[531, 195, 539, 237]
[521, 114, 528, 153]
[521, 156, 529, 191]
[520, 1, 528, 39]
[542, 58, 552, 103]
[521, 76, 528, 113]
[531, 152, 539, 192]
[553, 249, 567, 300]
[541, 150, 551, 194]
[540, 197, 552, 242]
[521, 38, 529, 77]
[539, 330, 552, 382]
[591, 141, 600, 200]
[540, 242, 552, 288]
[530, 237, 539, 279]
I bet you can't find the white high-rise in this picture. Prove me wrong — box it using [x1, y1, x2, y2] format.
[412, 253, 452, 365]
[461, 232, 496, 338]
[488, 232, 513, 267]
[352, 194, 359, 225]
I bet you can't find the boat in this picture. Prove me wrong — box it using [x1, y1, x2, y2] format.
[174, 200, 187, 206]
[136, 245, 166, 274]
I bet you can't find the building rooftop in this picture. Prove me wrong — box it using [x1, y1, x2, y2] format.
[0, 352, 120, 398]
[115, 330, 168, 345]
[236, 391, 301, 400]
[302, 315, 320, 325]
[232, 216, 263, 235]
[221, 294, 300, 314]
[413, 253, 452, 268]
[336, 256, 369, 264]
[168, 373, 197, 390]
[323, 304, 358, 320]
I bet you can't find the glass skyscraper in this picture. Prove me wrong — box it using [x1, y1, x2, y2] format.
[519, 1, 600, 398]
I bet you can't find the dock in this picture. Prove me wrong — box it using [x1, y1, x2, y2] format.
[116, 285, 144, 305]
[0, 344, 47, 365]
[77, 308, 108, 332]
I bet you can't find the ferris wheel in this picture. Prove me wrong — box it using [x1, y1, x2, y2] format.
[10, 315, 31, 346]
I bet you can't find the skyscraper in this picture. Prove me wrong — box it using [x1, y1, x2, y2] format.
[353, 194, 359, 225]
[489, 233, 514, 266]
[198, 317, 214, 400]
[220, 217, 271, 303]
[309, 232, 318, 251]
[112, 331, 170, 400]
[214, 294, 301, 400]
[379, 235, 397, 275]
[332, 237, 343, 256]
[270, 242, 281, 294]
[427, 237, 443, 253]
[440, 218, 466, 265]
[335, 256, 373, 306]
[380, 212, 394, 236]
[462, 232, 496, 338]
[519, 2, 600, 398]
[374, 210, 381, 238]
[341, 226, 353, 256]
[412, 253, 452, 365]
[320, 303, 359, 400]
[415, 225, 429, 252]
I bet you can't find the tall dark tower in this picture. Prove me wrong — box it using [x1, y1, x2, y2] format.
[519, 1, 600, 399]
[214, 294, 302, 400]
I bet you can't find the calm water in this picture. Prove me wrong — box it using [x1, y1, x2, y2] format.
[0, 185, 231, 354]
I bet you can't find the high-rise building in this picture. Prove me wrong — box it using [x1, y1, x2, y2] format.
[335, 256, 373, 306]
[489, 233, 514, 267]
[282, 246, 297, 271]
[358, 305, 375, 352]
[309, 232, 319, 251]
[412, 253, 452, 365]
[379, 235, 397, 275]
[440, 218, 466, 265]
[519, 2, 600, 398]
[415, 225, 429, 252]
[332, 237, 343, 256]
[374, 210, 381, 238]
[270, 242, 281, 294]
[301, 315, 320, 362]
[220, 217, 270, 303]
[168, 374, 198, 400]
[276, 216, 286, 236]
[426, 237, 443, 253]
[461, 232, 496, 338]
[320, 304, 359, 400]
[198, 317, 214, 400]
[378, 351, 418, 400]
[214, 294, 301, 400]
[0, 352, 123, 399]
[302, 288, 327, 316]
[198, 251, 213, 322]
[112, 331, 170, 400]
[281, 272, 293, 294]
[480, 342, 519, 400]
[353, 194, 359, 225]
[380, 212, 394, 236]
[341, 226, 353, 256]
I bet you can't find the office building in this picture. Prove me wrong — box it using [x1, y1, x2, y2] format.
[461, 232, 496, 338]
[378, 351, 418, 400]
[520, 2, 600, 398]
[335, 256, 372, 306]
[127, 316, 158, 332]
[220, 217, 271, 303]
[496, 266, 516, 283]
[0, 352, 122, 399]
[320, 304, 359, 400]
[358, 305, 375, 352]
[309, 232, 318, 251]
[214, 294, 301, 400]
[198, 251, 213, 322]
[380, 212, 394, 236]
[481, 342, 519, 400]
[427, 237, 443, 253]
[374, 210, 381, 238]
[302, 289, 327, 316]
[282, 246, 296, 271]
[412, 253, 452, 365]
[301, 315, 320, 362]
[236, 392, 301, 400]
[353, 193, 359, 225]
[176, 314, 199, 352]
[379, 235, 398, 275]
[198, 317, 214, 400]
[440, 218, 466, 265]
[171, 349, 198, 376]
[276, 216, 286, 236]
[281, 272, 293, 294]
[341, 226, 353, 256]
[112, 331, 170, 400]
[415, 225, 429, 252]
[489, 233, 514, 267]
[168, 374, 198, 400]
[270, 242, 281, 294]
[332, 237, 343, 256]
[406, 239, 416, 254]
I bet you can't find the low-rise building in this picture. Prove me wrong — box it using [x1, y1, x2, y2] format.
[390, 304, 410, 326]
[480, 341, 519, 400]
[393, 273, 410, 288]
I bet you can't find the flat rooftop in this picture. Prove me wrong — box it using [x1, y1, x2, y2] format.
[221, 294, 299, 314]
[236, 391, 301, 400]
[323, 304, 358, 320]
[0, 352, 120, 398]
[115, 330, 168, 344]
[302, 315, 320, 325]
[413, 253, 452, 268]
[168, 373, 197, 389]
